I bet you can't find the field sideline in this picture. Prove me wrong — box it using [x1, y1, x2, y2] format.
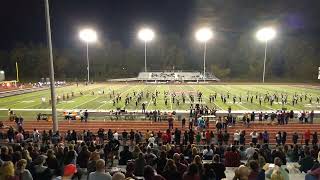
[0, 83, 319, 120]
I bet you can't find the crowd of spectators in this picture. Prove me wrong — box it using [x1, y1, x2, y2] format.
[1, 121, 320, 180]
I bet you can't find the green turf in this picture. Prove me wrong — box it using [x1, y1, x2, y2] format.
[0, 83, 319, 120]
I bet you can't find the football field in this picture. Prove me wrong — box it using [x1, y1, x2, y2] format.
[0, 83, 319, 120]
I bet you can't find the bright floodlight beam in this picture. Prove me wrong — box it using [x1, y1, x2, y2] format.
[138, 28, 155, 72]
[256, 27, 276, 83]
[195, 27, 213, 81]
[79, 28, 97, 83]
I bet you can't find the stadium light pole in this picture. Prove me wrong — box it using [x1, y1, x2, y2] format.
[195, 27, 213, 81]
[44, 0, 58, 132]
[256, 27, 276, 83]
[79, 28, 97, 83]
[138, 28, 154, 72]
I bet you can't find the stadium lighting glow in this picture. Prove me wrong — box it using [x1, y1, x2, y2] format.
[138, 28, 155, 72]
[195, 27, 213, 81]
[0, 71, 4, 74]
[79, 28, 97, 83]
[195, 27, 213, 43]
[79, 28, 97, 43]
[138, 28, 155, 42]
[256, 27, 276, 42]
[256, 27, 276, 83]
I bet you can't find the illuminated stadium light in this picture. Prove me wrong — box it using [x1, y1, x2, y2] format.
[138, 28, 155, 42]
[79, 28, 97, 43]
[256, 27, 276, 83]
[256, 27, 276, 42]
[138, 28, 155, 72]
[195, 27, 213, 81]
[195, 27, 213, 43]
[79, 28, 97, 83]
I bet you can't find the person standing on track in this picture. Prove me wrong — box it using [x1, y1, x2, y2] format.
[168, 114, 174, 130]
[84, 110, 89, 122]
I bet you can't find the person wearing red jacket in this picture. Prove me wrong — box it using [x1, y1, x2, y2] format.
[205, 130, 211, 145]
[304, 130, 311, 146]
[224, 146, 241, 167]
[161, 132, 168, 144]
[166, 130, 172, 144]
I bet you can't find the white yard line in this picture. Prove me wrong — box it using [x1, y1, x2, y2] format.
[21, 85, 106, 109]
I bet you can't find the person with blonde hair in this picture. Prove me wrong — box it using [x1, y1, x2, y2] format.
[112, 172, 126, 180]
[192, 147, 199, 159]
[0, 161, 17, 180]
[233, 165, 250, 180]
[265, 157, 289, 180]
[270, 166, 284, 180]
[15, 159, 33, 180]
[193, 155, 203, 177]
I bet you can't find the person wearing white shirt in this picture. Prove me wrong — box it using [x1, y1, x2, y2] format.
[113, 131, 119, 140]
[233, 130, 240, 145]
[250, 131, 258, 145]
[202, 146, 213, 160]
[148, 134, 155, 145]
[245, 143, 255, 159]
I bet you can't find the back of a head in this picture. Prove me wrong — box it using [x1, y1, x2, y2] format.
[231, 145, 237, 152]
[165, 159, 177, 171]
[126, 162, 135, 172]
[194, 155, 201, 164]
[173, 153, 180, 162]
[144, 165, 155, 180]
[252, 152, 259, 160]
[213, 154, 220, 163]
[16, 159, 27, 170]
[274, 157, 282, 167]
[96, 159, 105, 171]
[235, 165, 250, 180]
[1, 161, 14, 177]
[271, 166, 284, 180]
[248, 160, 259, 172]
[138, 152, 144, 159]
[90, 151, 100, 161]
[82, 145, 88, 152]
[187, 163, 199, 176]
[112, 172, 125, 180]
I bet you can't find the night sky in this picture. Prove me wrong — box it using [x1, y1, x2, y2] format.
[0, 0, 320, 50]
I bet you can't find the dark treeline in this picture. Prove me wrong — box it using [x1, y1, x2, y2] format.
[0, 32, 319, 82]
